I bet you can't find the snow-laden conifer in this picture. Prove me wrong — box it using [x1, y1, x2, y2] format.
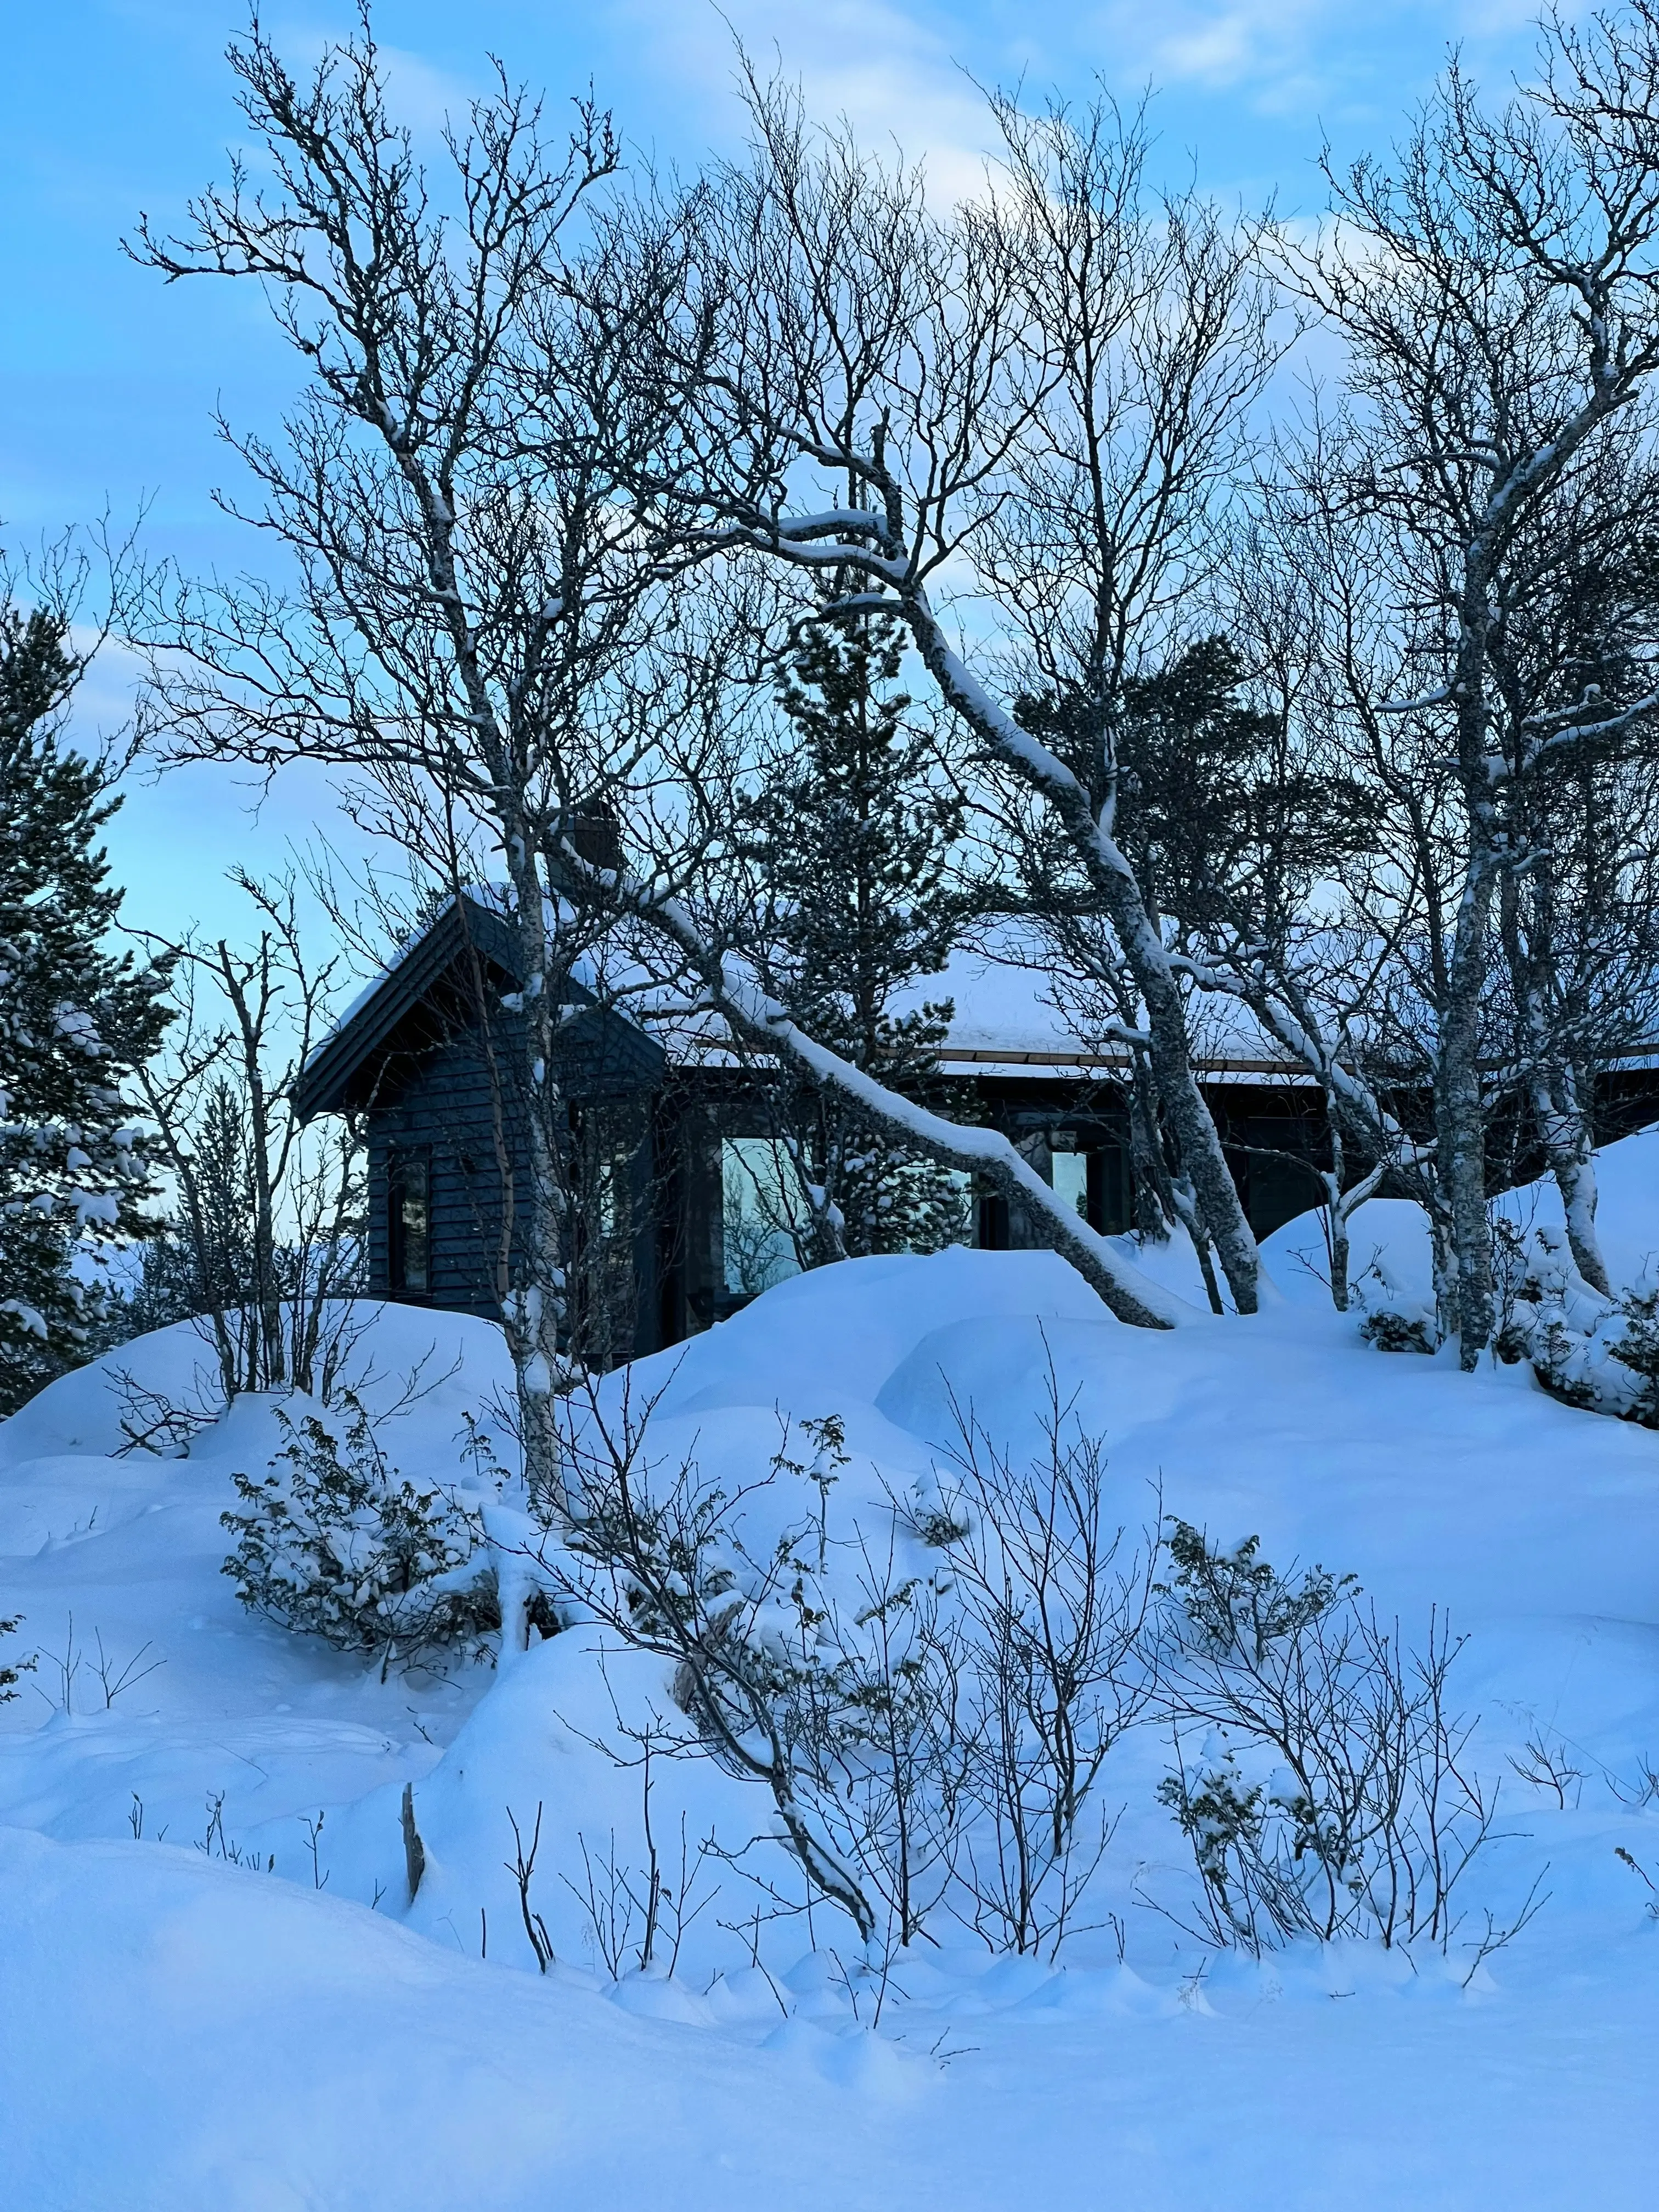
[0, 602, 168, 1409]
[222, 1392, 500, 1673]
[743, 611, 967, 1258]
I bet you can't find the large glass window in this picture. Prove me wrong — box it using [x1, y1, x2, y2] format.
[721, 1138, 806, 1298]
[1047, 1139, 1131, 1236]
[1051, 1150, 1090, 1220]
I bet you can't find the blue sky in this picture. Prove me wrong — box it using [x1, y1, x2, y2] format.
[3, 0, 1545, 949]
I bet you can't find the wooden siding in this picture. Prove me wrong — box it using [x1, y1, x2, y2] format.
[365, 1005, 672, 1360]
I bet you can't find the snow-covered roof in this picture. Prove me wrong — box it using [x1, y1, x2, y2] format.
[886, 938, 1296, 1082]
[295, 894, 1308, 1114]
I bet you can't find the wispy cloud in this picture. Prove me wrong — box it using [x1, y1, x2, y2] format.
[1079, 0, 1540, 117]
[612, 0, 997, 200]
[604, 0, 1545, 199]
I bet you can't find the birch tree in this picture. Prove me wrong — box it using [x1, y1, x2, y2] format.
[615, 78, 1277, 1311]
[1284, 8, 1659, 1361]
[132, 16, 1199, 1378]
[127, 18, 709, 1499]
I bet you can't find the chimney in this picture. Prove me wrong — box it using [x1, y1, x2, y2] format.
[565, 800, 623, 874]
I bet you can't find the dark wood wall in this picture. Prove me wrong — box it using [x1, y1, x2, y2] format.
[364, 1004, 672, 1361]
[362, 1026, 1659, 1357]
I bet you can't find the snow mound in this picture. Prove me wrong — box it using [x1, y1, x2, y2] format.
[1260, 1124, 1659, 1311]
[0, 1300, 516, 1468]
[2, 1227, 1658, 2205]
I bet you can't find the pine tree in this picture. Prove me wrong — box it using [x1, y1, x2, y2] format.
[0, 605, 170, 1410]
[748, 612, 967, 1257]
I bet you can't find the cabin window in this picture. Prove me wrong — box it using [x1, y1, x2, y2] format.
[388, 1149, 432, 1295]
[976, 1189, 1011, 1250]
[1049, 1139, 1131, 1237]
[721, 1138, 805, 1298]
[1051, 1149, 1090, 1221]
[1087, 1147, 1130, 1234]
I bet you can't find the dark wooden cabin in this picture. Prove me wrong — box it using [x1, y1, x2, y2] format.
[292, 893, 1659, 1361]
[291, 896, 670, 1358]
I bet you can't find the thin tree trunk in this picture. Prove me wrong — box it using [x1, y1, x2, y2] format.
[1323, 1110, 1352, 1313]
[1436, 852, 1497, 1367]
[1126, 1051, 1175, 1240]
[502, 844, 573, 1515]
[1539, 1081, 1609, 1295]
[907, 616, 1261, 1314]
[1498, 861, 1611, 1293]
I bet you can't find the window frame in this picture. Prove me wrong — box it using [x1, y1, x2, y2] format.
[387, 1146, 433, 1298]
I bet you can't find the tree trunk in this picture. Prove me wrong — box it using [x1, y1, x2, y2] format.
[501, 848, 573, 1515]
[1498, 863, 1611, 1294]
[619, 883, 1197, 1331]
[906, 615, 1261, 1313]
[1123, 913, 1258, 1313]
[1126, 1052, 1175, 1240]
[1436, 845, 1496, 1367]
[1534, 1075, 1609, 1295]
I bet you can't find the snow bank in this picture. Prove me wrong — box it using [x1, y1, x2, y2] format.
[2, 1805, 1655, 2210]
[1260, 1124, 1659, 1312]
[2, 1231, 1658, 2205]
[0, 1300, 516, 1468]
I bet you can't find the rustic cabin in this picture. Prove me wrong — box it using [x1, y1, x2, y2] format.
[291, 891, 1659, 1362]
[290, 891, 1353, 1361]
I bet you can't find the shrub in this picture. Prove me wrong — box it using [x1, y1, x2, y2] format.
[1351, 1252, 1438, 1354]
[223, 1391, 499, 1673]
[1499, 1228, 1659, 1427]
[1358, 1309, 1437, 1355]
[1, 1612, 35, 1705]
[1153, 1521, 1513, 1959]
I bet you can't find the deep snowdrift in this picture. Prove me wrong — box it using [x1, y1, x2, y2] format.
[2, 1181, 1657, 2209]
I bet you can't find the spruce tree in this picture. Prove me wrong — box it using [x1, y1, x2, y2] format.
[0, 605, 170, 1410]
[748, 612, 967, 1257]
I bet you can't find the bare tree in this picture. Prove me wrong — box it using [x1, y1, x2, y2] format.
[1277, 9, 1659, 1361]
[1159, 507, 1444, 1312]
[541, 1378, 889, 1942]
[127, 15, 731, 1498]
[966, 94, 1286, 1308]
[120, 15, 1205, 1353]
[606, 75, 1277, 1312]
[923, 1358, 1156, 1956]
[131, 868, 364, 1400]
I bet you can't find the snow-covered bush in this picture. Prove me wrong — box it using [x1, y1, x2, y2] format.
[1497, 1226, 1659, 1427]
[1604, 1288, 1659, 1423]
[0, 1611, 33, 1705]
[223, 1392, 500, 1672]
[1357, 1308, 1438, 1355]
[546, 1365, 1154, 1959]
[1352, 1254, 1438, 1355]
[1154, 1521, 1507, 1957]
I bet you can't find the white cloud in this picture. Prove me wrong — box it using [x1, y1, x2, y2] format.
[1075, 0, 1536, 118]
[1088, 0, 1339, 103]
[373, 44, 480, 134]
[612, 0, 997, 202]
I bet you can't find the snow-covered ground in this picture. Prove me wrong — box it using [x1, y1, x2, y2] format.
[3, 1163, 1658, 2209]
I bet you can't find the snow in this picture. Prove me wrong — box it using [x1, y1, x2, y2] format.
[1261, 1121, 1659, 1311]
[318, 888, 1288, 1082]
[884, 929, 1284, 1072]
[2, 1165, 1658, 2205]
